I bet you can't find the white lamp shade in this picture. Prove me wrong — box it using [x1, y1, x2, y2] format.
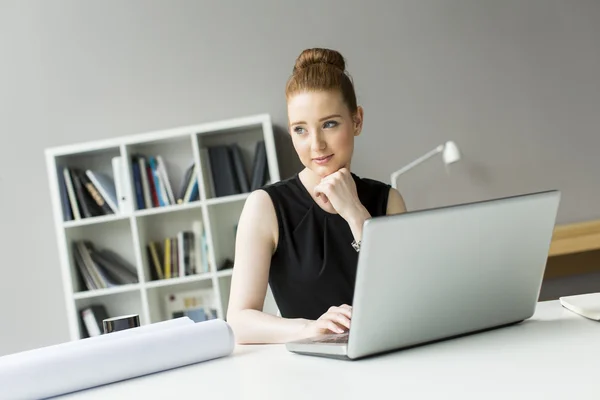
[442, 141, 461, 164]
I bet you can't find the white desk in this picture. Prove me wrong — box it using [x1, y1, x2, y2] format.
[59, 300, 598, 400]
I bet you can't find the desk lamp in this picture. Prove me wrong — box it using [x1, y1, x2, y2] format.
[390, 141, 461, 189]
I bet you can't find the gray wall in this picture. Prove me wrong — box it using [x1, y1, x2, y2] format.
[1, 0, 599, 356]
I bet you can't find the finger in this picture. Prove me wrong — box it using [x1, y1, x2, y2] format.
[314, 185, 330, 203]
[321, 174, 338, 184]
[322, 320, 345, 334]
[316, 319, 343, 333]
[339, 305, 352, 316]
[330, 313, 351, 330]
[317, 181, 334, 191]
[315, 191, 329, 203]
[324, 170, 345, 182]
[314, 183, 322, 197]
[329, 306, 352, 319]
[320, 309, 350, 330]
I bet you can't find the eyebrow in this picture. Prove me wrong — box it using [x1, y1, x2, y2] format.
[289, 114, 342, 127]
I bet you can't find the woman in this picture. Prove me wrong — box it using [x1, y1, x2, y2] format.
[226, 48, 407, 344]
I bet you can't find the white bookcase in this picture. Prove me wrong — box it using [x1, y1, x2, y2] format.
[45, 113, 280, 341]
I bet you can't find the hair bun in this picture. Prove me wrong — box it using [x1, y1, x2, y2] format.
[293, 48, 346, 72]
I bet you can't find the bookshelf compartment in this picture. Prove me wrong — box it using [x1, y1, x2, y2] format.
[65, 218, 139, 294]
[75, 290, 144, 338]
[125, 136, 199, 212]
[145, 278, 217, 324]
[196, 124, 270, 201]
[136, 207, 212, 284]
[54, 147, 122, 223]
[206, 199, 245, 273]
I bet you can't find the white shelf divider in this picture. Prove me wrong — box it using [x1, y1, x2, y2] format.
[46, 113, 280, 340]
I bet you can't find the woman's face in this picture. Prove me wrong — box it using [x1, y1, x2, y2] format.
[287, 90, 363, 178]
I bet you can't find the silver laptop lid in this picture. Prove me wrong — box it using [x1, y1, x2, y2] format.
[347, 190, 560, 359]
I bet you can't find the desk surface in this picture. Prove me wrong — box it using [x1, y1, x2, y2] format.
[60, 300, 599, 400]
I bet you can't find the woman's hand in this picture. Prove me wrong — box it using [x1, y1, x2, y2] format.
[314, 168, 371, 240]
[296, 304, 352, 339]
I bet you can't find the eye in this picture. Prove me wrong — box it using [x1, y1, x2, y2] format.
[293, 126, 306, 134]
[323, 120, 338, 129]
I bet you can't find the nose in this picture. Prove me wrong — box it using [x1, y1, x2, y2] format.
[310, 130, 326, 152]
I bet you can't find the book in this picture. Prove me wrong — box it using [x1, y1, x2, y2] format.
[72, 241, 139, 291]
[85, 170, 118, 214]
[208, 145, 240, 197]
[559, 292, 600, 320]
[112, 156, 130, 213]
[63, 167, 81, 220]
[145, 224, 207, 281]
[250, 140, 268, 190]
[80, 304, 109, 338]
[229, 143, 250, 193]
[57, 165, 73, 221]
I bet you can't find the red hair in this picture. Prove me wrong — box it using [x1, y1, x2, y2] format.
[285, 48, 358, 114]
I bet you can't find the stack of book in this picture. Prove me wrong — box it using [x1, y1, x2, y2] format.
[58, 166, 119, 221]
[131, 154, 199, 210]
[71, 240, 139, 291]
[202, 140, 269, 198]
[146, 221, 210, 280]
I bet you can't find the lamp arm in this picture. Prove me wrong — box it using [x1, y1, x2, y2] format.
[390, 145, 444, 189]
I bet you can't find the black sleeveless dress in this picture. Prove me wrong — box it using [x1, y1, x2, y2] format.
[261, 172, 391, 321]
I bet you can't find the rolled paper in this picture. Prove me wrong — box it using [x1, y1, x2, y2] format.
[0, 318, 235, 399]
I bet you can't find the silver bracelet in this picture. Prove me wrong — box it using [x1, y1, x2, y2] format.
[351, 240, 361, 252]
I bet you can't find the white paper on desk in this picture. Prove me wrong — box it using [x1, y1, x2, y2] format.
[0, 318, 234, 400]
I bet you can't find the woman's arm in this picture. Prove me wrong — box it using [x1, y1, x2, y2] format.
[387, 187, 407, 215]
[226, 190, 308, 344]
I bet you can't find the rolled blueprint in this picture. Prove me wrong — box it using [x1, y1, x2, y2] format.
[0, 317, 193, 366]
[0, 318, 235, 400]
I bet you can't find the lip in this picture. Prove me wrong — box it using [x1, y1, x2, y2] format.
[313, 154, 333, 165]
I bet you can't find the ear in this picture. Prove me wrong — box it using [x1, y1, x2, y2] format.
[353, 106, 364, 137]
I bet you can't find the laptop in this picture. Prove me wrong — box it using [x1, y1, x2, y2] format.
[285, 190, 561, 360]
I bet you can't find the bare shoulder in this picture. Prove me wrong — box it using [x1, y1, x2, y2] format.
[243, 188, 276, 215]
[238, 189, 278, 248]
[386, 187, 407, 215]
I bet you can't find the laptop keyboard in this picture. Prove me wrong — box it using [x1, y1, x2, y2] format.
[312, 332, 349, 344]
